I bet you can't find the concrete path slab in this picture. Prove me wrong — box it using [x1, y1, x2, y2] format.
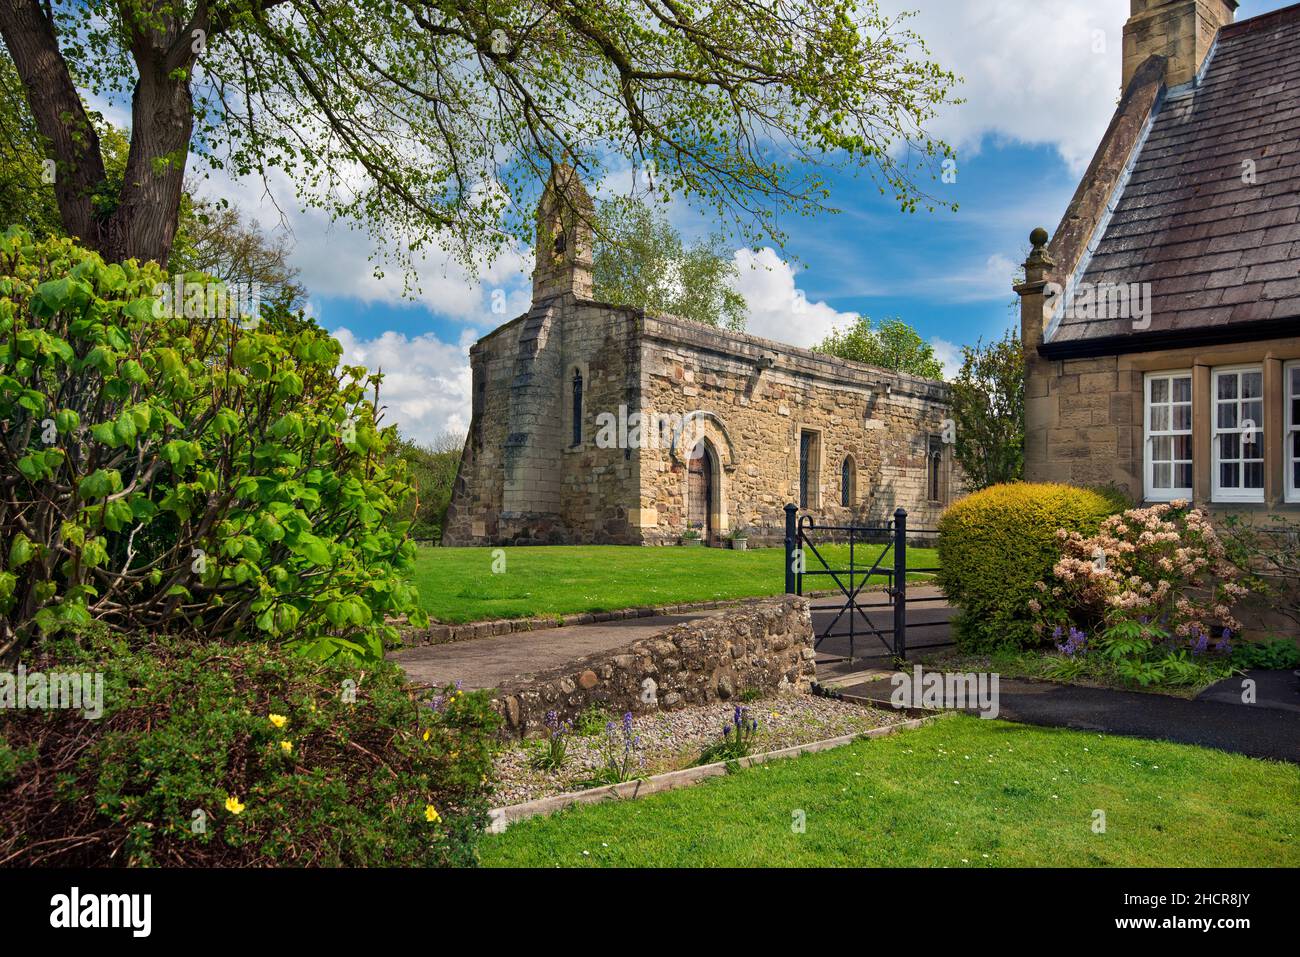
[835, 673, 1300, 763]
[390, 610, 721, 690]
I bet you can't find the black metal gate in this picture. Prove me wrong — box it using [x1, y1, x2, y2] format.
[783, 503, 947, 664]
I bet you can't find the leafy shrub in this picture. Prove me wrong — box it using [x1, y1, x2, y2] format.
[0, 227, 426, 661]
[936, 483, 1125, 650]
[1231, 638, 1300, 671]
[0, 626, 499, 866]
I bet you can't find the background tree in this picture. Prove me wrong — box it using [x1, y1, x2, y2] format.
[390, 431, 465, 542]
[593, 197, 746, 331]
[0, 0, 958, 268]
[813, 316, 944, 379]
[948, 329, 1025, 490]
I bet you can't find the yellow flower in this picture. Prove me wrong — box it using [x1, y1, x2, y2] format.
[422, 729, 431, 742]
[424, 804, 441, 824]
[269, 713, 287, 729]
[225, 795, 245, 815]
[280, 740, 293, 755]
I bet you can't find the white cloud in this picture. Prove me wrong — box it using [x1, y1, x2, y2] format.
[882, 0, 1128, 174]
[333, 328, 473, 445]
[929, 337, 963, 381]
[731, 247, 857, 348]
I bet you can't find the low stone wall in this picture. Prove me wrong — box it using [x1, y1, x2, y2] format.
[493, 596, 815, 737]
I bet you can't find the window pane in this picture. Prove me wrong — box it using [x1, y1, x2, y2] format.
[1244, 400, 1263, 428]
[1174, 435, 1192, 460]
[1220, 433, 1240, 459]
[1152, 378, 1170, 403]
[1292, 397, 1300, 427]
[1245, 462, 1264, 489]
[1243, 372, 1262, 399]
[1152, 436, 1172, 461]
[1243, 432, 1262, 458]
[1221, 462, 1240, 488]
[1154, 463, 1172, 489]
[1295, 461, 1300, 489]
[1151, 406, 1170, 432]
[1176, 463, 1194, 489]
[1173, 406, 1191, 431]
[1217, 404, 1238, 430]
[1173, 377, 1192, 402]
[1217, 374, 1238, 400]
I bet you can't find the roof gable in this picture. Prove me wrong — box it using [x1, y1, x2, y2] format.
[1049, 4, 1300, 347]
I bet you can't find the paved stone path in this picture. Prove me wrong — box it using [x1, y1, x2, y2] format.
[834, 669, 1300, 763]
[390, 611, 723, 690]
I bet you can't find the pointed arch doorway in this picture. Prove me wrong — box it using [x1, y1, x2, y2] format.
[687, 440, 716, 543]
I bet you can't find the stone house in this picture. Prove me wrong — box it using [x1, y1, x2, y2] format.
[443, 166, 959, 547]
[1018, 0, 1300, 514]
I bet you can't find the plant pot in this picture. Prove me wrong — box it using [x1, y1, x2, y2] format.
[729, 538, 748, 551]
[680, 537, 702, 547]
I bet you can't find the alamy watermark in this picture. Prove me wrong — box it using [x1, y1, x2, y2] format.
[1046, 280, 1152, 330]
[151, 277, 261, 326]
[889, 665, 1000, 719]
[1, 664, 104, 719]
[594, 405, 708, 452]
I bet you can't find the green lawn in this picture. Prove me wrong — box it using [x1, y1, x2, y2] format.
[409, 543, 938, 623]
[481, 716, 1300, 868]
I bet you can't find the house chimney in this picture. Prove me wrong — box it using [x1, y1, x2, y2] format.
[1122, 0, 1237, 91]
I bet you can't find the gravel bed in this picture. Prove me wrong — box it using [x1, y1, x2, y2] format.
[492, 692, 899, 806]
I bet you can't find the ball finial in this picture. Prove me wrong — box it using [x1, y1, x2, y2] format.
[1030, 227, 1049, 248]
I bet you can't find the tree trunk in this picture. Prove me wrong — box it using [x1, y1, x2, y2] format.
[101, 67, 193, 265]
[0, 0, 195, 266]
[0, 0, 106, 248]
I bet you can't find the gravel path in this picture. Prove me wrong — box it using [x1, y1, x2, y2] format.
[492, 692, 899, 806]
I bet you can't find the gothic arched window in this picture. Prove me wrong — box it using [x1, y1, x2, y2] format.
[571, 370, 583, 447]
[841, 455, 856, 508]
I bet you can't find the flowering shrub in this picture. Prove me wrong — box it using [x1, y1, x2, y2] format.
[1028, 502, 1246, 687]
[937, 483, 1127, 651]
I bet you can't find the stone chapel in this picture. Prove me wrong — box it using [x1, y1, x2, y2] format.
[442, 166, 959, 546]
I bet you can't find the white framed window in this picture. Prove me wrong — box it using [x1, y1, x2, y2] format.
[1212, 365, 1265, 503]
[1287, 361, 1300, 504]
[1144, 371, 1193, 502]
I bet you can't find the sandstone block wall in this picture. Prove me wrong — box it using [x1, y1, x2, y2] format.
[492, 596, 815, 737]
[637, 314, 960, 545]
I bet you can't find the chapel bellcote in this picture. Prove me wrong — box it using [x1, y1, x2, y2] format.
[533, 164, 595, 301]
[1121, 0, 1237, 91]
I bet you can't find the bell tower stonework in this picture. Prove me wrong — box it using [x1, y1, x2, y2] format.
[532, 164, 595, 301]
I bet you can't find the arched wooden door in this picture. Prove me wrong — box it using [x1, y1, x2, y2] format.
[687, 441, 714, 542]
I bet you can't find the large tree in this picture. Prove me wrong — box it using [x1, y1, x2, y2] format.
[813, 315, 943, 379]
[0, 0, 957, 268]
[593, 196, 746, 330]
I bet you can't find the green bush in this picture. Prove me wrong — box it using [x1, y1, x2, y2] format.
[0, 627, 499, 866]
[0, 226, 426, 661]
[1231, 638, 1300, 671]
[936, 483, 1125, 651]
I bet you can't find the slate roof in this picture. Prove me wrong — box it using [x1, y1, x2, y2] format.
[1049, 3, 1300, 345]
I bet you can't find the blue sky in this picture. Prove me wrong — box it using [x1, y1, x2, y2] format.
[96, 0, 1289, 442]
